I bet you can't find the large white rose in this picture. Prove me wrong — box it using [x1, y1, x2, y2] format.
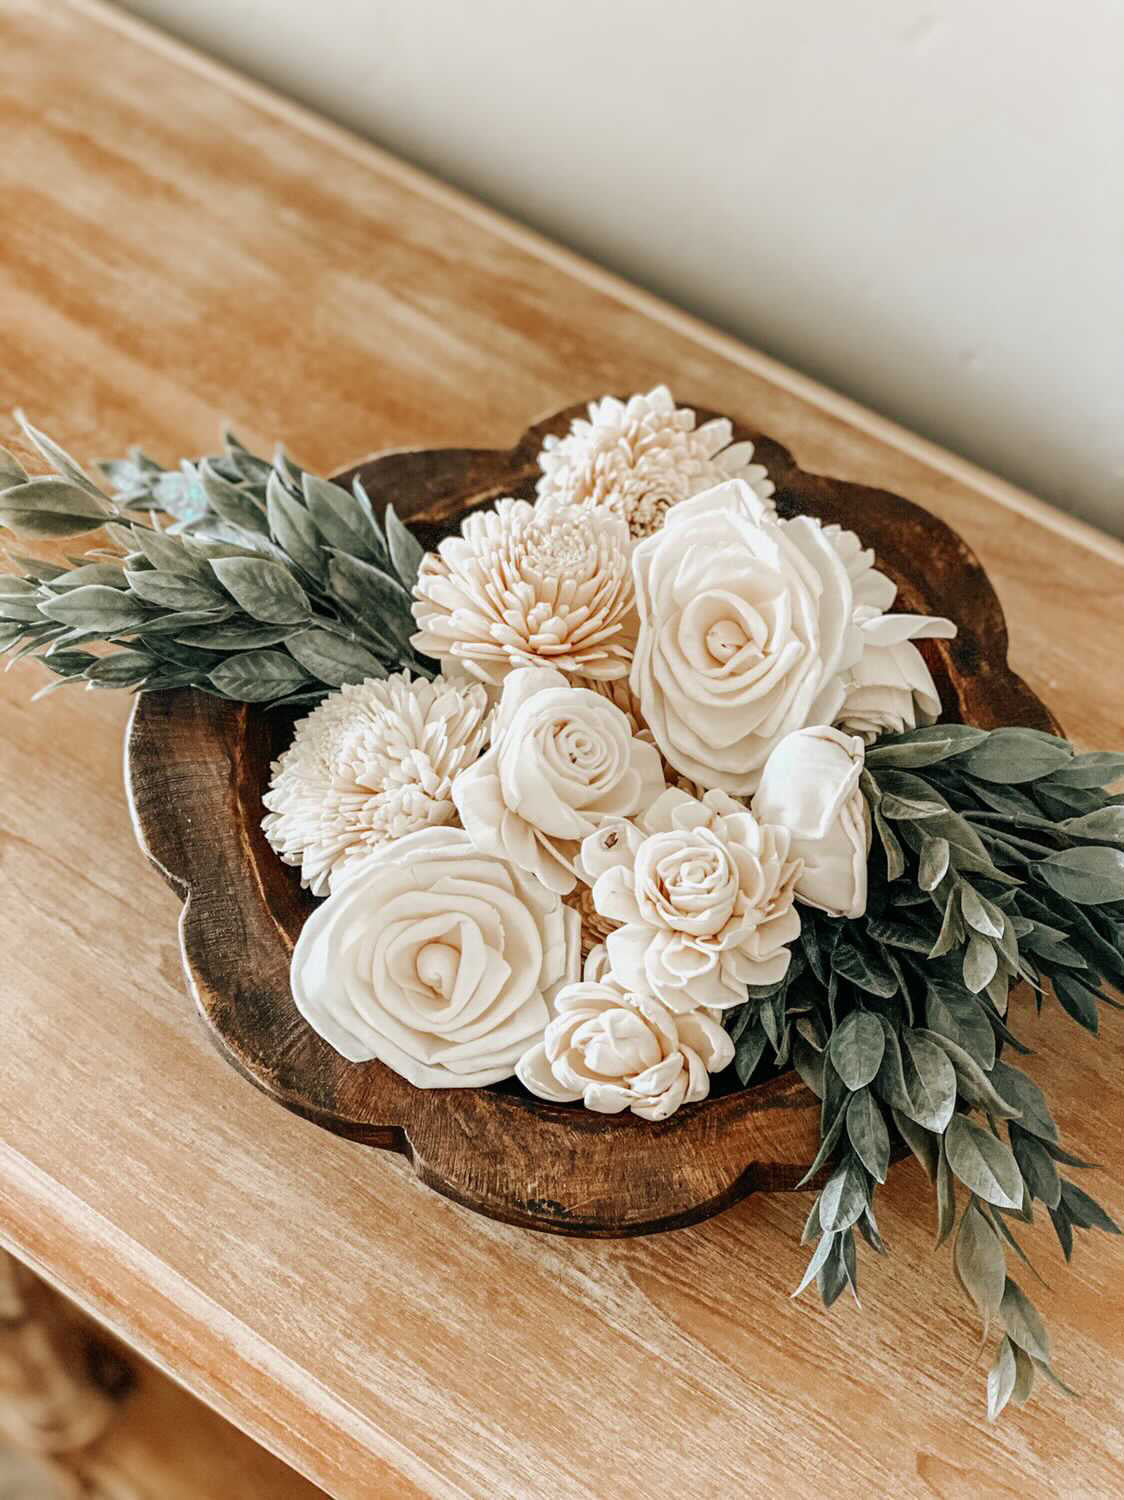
[516, 950, 735, 1121]
[752, 725, 870, 919]
[629, 480, 862, 794]
[452, 667, 665, 894]
[290, 827, 579, 1086]
[581, 787, 801, 1011]
[837, 609, 956, 741]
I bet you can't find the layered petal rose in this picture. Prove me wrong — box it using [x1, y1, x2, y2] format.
[452, 667, 665, 894]
[290, 827, 579, 1086]
[515, 950, 734, 1120]
[752, 725, 871, 919]
[581, 788, 801, 1011]
[837, 609, 956, 742]
[629, 480, 863, 794]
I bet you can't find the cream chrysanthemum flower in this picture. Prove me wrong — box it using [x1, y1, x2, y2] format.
[262, 672, 492, 896]
[535, 385, 775, 539]
[410, 499, 636, 687]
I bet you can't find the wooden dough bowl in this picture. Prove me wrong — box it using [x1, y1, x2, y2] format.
[126, 402, 1060, 1237]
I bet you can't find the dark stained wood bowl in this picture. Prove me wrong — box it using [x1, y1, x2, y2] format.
[125, 402, 1061, 1237]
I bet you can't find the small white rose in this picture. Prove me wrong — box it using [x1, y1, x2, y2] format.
[751, 725, 871, 919]
[451, 667, 666, 894]
[515, 956, 734, 1121]
[581, 787, 801, 1012]
[290, 827, 580, 1087]
[837, 609, 956, 742]
[629, 480, 863, 794]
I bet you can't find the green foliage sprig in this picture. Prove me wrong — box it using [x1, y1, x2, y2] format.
[726, 723, 1123, 1419]
[0, 418, 431, 704]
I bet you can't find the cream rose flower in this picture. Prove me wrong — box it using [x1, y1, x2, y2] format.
[752, 725, 871, 919]
[837, 609, 956, 742]
[581, 787, 801, 1011]
[515, 948, 735, 1120]
[630, 480, 863, 794]
[290, 827, 579, 1086]
[535, 386, 775, 539]
[452, 667, 665, 895]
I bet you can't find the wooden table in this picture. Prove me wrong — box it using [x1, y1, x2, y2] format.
[2, 2, 1122, 1495]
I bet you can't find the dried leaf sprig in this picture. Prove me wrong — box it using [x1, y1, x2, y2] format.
[0, 418, 431, 705]
[725, 723, 1123, 1418]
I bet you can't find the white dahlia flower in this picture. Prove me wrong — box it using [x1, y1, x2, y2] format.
[410, 499, 636, 687]
[535, 385, 775, 539]
[261, 671, 492, 895]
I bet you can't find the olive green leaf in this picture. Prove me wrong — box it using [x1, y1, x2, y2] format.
[987, 1336, 1018, 1421]
[0, 477, 113, 538]
[1000, 1279, 1051, 1363]
[286, 628, 388, 687]
[961, 728, 1073, 783]
[828, 1009, 885, 1090]
[1011, 1131, 1061, 1209]
[988, 1063, 1058, 1144]
[266, 471, 324, 580]
[900, 1028, 957, 1132]
[210, 557, 311, 625]
[1038, 846, 1124, 905]
[819, 1154, 868, 1233]
[963, 933, 999, 995]
[126, 569, 225, 612]
[846, 1089, 890, 1183]
[1059, 1180, 1120, 1235]
[40, 584, 148, 633]
[208, 650, 309, 701]
[386, 502, 424, 590]
[955, 1201, 1006, 1336]
[944, 1115, 1023, 1209]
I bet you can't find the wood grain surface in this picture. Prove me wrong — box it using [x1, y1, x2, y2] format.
[126, 408, 1059, 1237]
[0, 1, 1122, 1495]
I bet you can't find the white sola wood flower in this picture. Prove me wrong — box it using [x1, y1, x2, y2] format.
[535, 385, 775, 539]
[582, 786, 801, 1012]
[410, 499, 636, 687]
[452, 666, 665, 895]
[262, 672, 492, 895]
[516, 947, 734, 1120]
[291, 828, 580, 1085]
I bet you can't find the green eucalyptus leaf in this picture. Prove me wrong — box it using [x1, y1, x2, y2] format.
[945, 1115, 1023, 1209]
[987, 1336, 1018, 1421]
[1060, 807, 1124, 844]
[386, 502, 425, 589]
[286, 628, 388, 687]
[890, 1106, 939, 1181]
[210, 556, 311, 625]
[15, 413, 106, 498]
[960, 884, 1005, 939]
[327, 551, 415, 647]
[872, 804, 906, 880]
[925, 985, 996, 1070]
[955, 1201, 1006, 1335]
[988, 1063, 1058, 1144]
[1037, 846, 1124, 905]
[963, 933, 999, 995]
[845, 1089, 890, 1183]
[733, 1021, 769, 1086]
[1011, 1131, 1061, 1209]
[961, 729, 1073, 784]
[83, 650, 153, 685]
[1010, 1344, 1036, 1407]
[0, 446, 28, 488]
[40, 584, 148, 633]
[1050, 971, 1100, 1033]
[900, 1028, 957, 1132]
[918, 836, 951, 891]
[208, 649, 309, 702]
[917, 1029, 1016, 1117]
[1000, 1278, 1051, 1362]
[173, 622, 293, 650]
[126, 569, 225, 611]
[819, 1155, 869, 1233]
[791, 1230, 836, 1298]
[1049, 752, 1124, 788]
[303, 472, 378, 558]
[1059, 1180, 1120, 1235]
[828, 1009, 886, 1089]
[0, 477, 113, 538]
[266, 471, 324, 580]
[935, 1140, 956, 1247]
[199, 460, 269, 534]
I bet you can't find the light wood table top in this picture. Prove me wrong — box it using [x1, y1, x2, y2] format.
[2, 3, 1122, 1496]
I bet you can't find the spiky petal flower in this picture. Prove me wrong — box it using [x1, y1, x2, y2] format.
[261, 672, 491, 895]
[535, 385, 775, 539]
[410, 499, 636, 687]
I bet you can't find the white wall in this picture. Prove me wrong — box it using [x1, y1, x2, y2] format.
[115, 0, 1124, 536]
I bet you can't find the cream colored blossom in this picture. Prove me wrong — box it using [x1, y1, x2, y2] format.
[290, 827, 580, 1085]
[410, 499, 636, 687]
[581, 787, 801, 1012]
[515, 947, 734, 1121]
[837, 609, 956, 741]
[535, 385, 775, 539]
[262, 672, 491, 895]
[452, 667, 665, 894]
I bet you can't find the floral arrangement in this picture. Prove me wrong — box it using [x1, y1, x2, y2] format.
[1, 387, 1120, 1419]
